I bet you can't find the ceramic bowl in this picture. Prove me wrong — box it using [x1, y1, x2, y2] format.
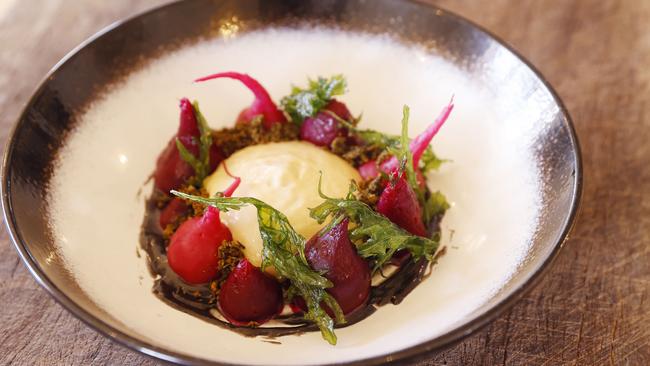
[2, 0, 581, 364]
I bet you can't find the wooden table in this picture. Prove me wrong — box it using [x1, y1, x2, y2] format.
[1, 1, 648, 364]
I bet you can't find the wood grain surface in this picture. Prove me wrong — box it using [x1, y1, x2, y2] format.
[0, 0, 648, 365]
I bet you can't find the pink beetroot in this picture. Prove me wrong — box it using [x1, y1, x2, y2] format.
[159, 197, 190, 229]
[305, 219, 371, 315]
[166, 175, 240, 284]
[376, 175, 427, 237]
[195, 71, 286, 128]
[167, 207, 232, 284]
[153, 98, 222, 193]
[358, 161, 380, 181]
[300, 99, 352, 147]
[218, 259, 284, 325]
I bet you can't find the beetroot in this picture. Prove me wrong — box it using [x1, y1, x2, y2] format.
[153, 98, 223, 193]
[166, 176, 240, 284]
[305, 219, 371, 315]
[300, 99, 351, 146]
[159, 197, 190, 229]
[195, 72, 286, 128]
[167, 207, 232, 284]
[358, 100, 454, 181]
[218, 259, 283, 325]
[323, 99, 352, 121]
[358, 161, 380, 181]
[376, 175, 427, 237]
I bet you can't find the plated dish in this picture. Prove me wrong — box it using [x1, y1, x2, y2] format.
[142, 71, 453, 344]
[2, 1, 581, 365]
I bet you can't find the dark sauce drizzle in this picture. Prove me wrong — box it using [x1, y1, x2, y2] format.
[140, 191, 442, 339]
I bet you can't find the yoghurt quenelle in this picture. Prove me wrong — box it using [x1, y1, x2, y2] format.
[203, 141, 361, 271]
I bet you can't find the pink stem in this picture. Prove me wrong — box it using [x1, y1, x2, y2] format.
[409, 97, 454, 167]
[195, 71, 285, 128]
[221, 162, 241, 198]
[206, 163, 241, 216]
[383, 98, 454, 173]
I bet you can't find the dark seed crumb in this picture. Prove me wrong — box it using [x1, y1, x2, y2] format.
[330, 136, 384, 167]
[356, 176, 384, 208]
[180, 185, 210, 217]
[161, 185, 209, 239]
[212, 117, 300, 157]
[211, 240, 246, 295]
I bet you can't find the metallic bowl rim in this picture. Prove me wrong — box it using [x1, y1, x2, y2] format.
[1, 0, 583, 365]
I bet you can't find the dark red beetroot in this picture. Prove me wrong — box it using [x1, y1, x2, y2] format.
[358, 100, 454, 182]
[153, 98, 223, 193]
[159, 197, 190, 229]
[304, 219, 371, 315]
[218, 259, 284, 325]
[300, 99, 352, 147]
[195, 72, 286, 128]
[166, 175, 240, 284]
[376, 175, 427, 237]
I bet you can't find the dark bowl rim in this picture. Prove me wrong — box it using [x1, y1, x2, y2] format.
[1, 0, 583, 365]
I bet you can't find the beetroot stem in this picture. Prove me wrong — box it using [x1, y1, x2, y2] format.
[409, 97, 454, 167]
[195, 71, 285, 128]
[380, 98, 454, 174]
[207, 166, 241, 216]
[221, 162, 241, 198]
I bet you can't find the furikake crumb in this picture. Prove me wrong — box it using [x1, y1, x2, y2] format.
[212, 118, 300, 157]
[330, 136, 384, 168]
[161, 184, 209, 239]
[356, 175, 384, 208]
[162, 223, 177, 240]
[211, 240, 245, 295]
[181, 185, 210, 216]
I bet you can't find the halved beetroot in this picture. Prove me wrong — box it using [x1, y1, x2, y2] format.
[218, 259, 284, 325]
[376, 175, 427, 237]
[300, 99, 352, 147]
[153, 98, 222, 193]
[305, 219, 371, 315]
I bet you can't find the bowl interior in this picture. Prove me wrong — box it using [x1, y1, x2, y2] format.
[3, 0, 580, 365]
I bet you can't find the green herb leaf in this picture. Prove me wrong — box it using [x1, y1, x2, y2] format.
[394, 107, 449, 226]
[422, 190, 450, 225]
[176, 101, 214, 183]
[398, 106, 419, 192]
[281, 75, 347, 124]
[170, 191, 344, 344]
[310, 181, 440, 273]
[175, 138, 203, 175]
[420, 149, 445, 172]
